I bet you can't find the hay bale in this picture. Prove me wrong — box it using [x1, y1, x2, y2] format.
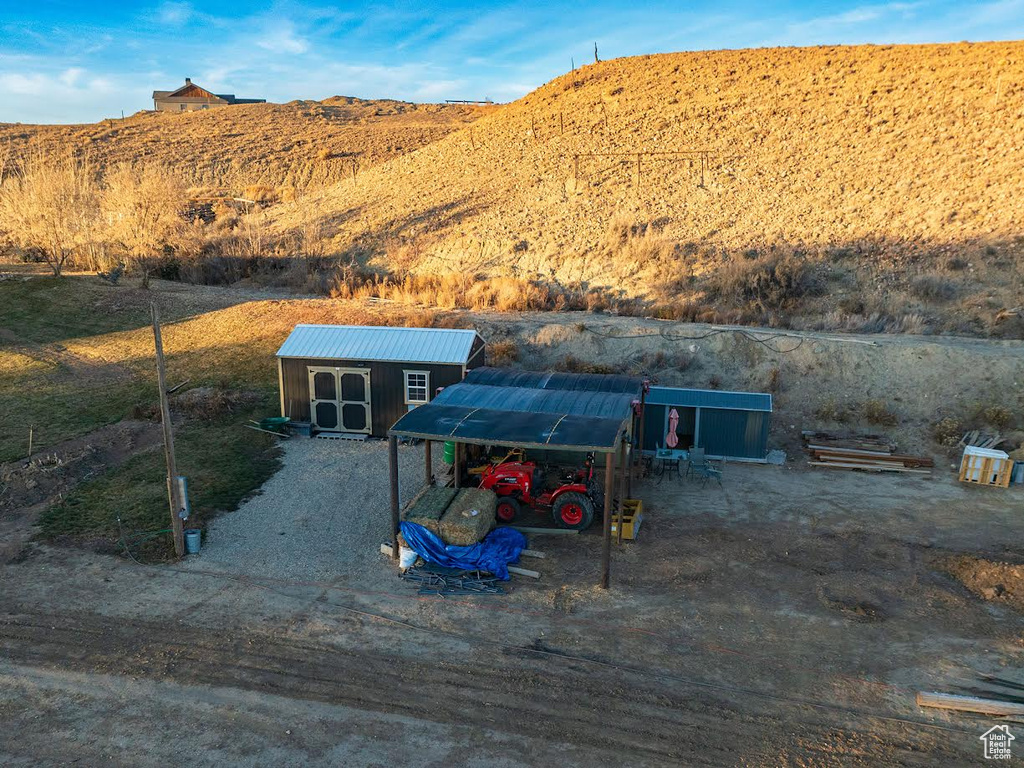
[439, 488, 497, 546]
[402, 486, 457, 535]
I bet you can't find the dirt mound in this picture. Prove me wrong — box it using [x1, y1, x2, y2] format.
[171, 387, 262, 421]
[0, 98, 488, 190]
[941, 555, 1024, 611]
[268, 41, 1024, 333]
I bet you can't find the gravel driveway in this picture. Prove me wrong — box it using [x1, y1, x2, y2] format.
[186, 437, 437, 582]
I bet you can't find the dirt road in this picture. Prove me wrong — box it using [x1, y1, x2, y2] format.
[0, 555, 976, 767]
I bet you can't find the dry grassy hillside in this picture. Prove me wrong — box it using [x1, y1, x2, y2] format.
[272, 42, 1024, 335]
[0, 97, 487, 190]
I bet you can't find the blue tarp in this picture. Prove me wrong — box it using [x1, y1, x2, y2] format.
[399, 522, 527, 580]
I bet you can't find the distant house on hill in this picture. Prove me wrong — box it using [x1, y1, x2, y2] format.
[152, 78, 266, 112]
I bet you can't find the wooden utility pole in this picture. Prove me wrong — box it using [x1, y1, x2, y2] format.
[152, 304, 185, 558]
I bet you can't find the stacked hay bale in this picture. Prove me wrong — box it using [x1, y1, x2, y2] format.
[402, 486, 458, 536]
[440, 488, 497, 546]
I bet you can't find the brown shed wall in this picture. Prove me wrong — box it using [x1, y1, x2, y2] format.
[280, 357, 472, 437]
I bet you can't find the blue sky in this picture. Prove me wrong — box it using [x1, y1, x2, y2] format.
[1, 0, 1022, 123]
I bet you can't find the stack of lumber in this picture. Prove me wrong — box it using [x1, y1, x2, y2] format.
[803, 432, 933, 474]
[918, 673, 1024, 717]
[960, 430, 1003, 450]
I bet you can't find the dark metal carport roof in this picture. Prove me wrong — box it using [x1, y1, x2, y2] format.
[463, 367, 641, 394]
[388, 367, 643, 452]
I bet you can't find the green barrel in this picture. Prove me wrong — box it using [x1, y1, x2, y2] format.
[442, 441, 456, 465]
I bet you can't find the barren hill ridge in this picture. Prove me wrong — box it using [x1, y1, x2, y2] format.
[270, 41, 1023, 326]
[0, 97, 488, 190]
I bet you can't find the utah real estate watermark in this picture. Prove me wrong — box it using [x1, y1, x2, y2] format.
[980, 725, 1014, 760]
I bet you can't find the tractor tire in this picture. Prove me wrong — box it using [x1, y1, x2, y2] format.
[495, 496, 521, 524]
[552, 492, 595, 531]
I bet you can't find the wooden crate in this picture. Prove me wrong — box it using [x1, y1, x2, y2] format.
[959, 447, 1013, 489]
[610, 499, 643, 540]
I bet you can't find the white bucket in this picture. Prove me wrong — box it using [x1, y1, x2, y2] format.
[399, 545, 417, 569]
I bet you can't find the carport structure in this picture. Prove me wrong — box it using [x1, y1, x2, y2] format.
[387, 367, 645, 588]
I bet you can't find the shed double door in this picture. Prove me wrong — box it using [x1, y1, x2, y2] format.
[308, 367, 372, 434]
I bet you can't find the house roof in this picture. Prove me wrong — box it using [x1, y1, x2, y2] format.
[646, 386, 773, 412]
[153, 80, 265, 104]
[388, 366, 642, 451]
[276, 324, 483, 365]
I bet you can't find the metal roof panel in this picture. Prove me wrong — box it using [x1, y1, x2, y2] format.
[646, 386, 772, 412]
[389, 404, 624, 452]
[276, 324, 481, 365]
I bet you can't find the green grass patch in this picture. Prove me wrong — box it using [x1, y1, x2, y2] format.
[0, 354, 152, 462]
[38, 403, 282, 557]
[0, 276, 161, 345]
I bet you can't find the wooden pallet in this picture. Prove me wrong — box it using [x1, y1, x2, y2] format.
[959, 452, 1013, 488]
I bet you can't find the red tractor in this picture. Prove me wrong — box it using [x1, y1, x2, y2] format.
[478, 453, 603, 531]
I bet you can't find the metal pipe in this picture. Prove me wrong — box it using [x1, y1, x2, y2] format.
[601, 449, 614, 589]
[389, 434, 400, 560]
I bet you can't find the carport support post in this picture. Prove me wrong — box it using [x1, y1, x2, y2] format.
[453, 442, 461, 489]
[389, 434, 400, 560]
[424, 440, 432, 486]
[617, 436, 628, 545]
[601, 450, 614, 589]
[634, 385, 646, 480]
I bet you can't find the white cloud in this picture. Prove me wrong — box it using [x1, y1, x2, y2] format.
[0, 67, 131, 123]
[255, 23, 309, 55]
[59, 67, 85, 87]
[157, 2, 194, 26]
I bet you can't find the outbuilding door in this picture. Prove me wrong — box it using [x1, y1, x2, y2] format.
[308, 367, 372, 434]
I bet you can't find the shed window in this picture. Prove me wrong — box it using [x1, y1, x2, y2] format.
[404, 371, 429, 405]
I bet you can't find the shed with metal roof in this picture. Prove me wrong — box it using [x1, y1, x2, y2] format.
[641, 385, 773, 461]
[276, 324, 486, 437]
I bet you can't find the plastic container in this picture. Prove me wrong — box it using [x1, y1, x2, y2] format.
[399, 545, 417, 569]
[184, 528, 202, 555]
[442, 441, 456, 465]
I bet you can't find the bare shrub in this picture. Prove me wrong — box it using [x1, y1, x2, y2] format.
[863, 399, 898, 426]
[932, 417, 963, 446]
[980, 405, 1014, 430]
[816, 399, 851, 423]
[707, 253, 817, 311]
[910, 274, 958, 301]
[554, 354, 617, 374]
[242, 185, 279, 204]
[0, 152, 100, 276]
[487, 340, 520, 366]
[102, 163, 187, 264]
